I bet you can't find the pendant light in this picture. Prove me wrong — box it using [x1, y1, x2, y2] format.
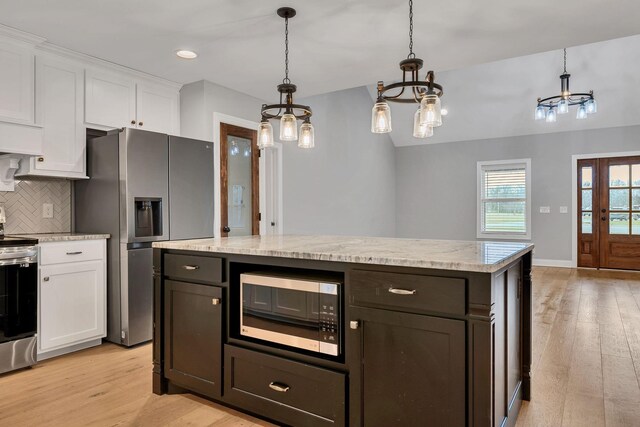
[259, 7, 314, 149]
[372, 0, 444, 137]
[535, 48, 596, 122]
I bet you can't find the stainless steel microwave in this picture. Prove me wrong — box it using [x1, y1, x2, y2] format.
[240, 273, 341, 357]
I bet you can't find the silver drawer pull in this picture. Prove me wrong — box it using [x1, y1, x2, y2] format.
[182, 265, 200, 271]
[66, 251, 83, 255]
[211, 298, 221, 305]
[388, 287, 417, 295]
[350, 320, 360, 330]
[268, 382, 290, 393]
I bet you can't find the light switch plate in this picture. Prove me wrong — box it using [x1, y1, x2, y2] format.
[42, 203, 53, 218]
[559, 206, 568, 214]
[539, 206, 551, 214]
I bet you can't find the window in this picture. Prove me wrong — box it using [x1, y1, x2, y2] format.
[477, 159, 531, 240]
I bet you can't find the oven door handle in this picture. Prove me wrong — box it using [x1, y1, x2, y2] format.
[268, 382, 290, 393]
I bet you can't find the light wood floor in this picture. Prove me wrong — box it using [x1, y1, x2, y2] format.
[1, 267, 639, 426]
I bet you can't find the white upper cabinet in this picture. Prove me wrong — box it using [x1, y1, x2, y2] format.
[85, 70, 180, 135]
[0, 40, 43, 156]
[136, 83, 180, 134]
[17, 55, 86, 178]
[85, 68, 136, 129]
[0, 41, 35, 124]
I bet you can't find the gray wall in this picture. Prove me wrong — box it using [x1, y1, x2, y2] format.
[395, 125, 640, 261]
[180, 81, 397, 238]
[282, 86, 397, 237]
[180, 80, 265, 141]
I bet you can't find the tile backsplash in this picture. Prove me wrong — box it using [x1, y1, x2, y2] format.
[0, 179, 71, 234]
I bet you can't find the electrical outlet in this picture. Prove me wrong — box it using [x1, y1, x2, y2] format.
[42, 203, 53, 219]
[539, 206, 551, 214]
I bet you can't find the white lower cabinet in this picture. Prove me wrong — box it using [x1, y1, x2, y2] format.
[38, 239, 107, 359]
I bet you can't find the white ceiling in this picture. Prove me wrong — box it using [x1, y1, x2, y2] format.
[370, 34, 640, 147]
[1, 0, 640, 100]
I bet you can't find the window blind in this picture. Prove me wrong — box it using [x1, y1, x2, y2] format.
[481, 166, 527, 234]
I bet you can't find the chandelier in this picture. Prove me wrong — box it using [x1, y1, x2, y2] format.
[371, 0, 444, 138]
[258, 7, 314, 149]
[535, 48, 597, 122]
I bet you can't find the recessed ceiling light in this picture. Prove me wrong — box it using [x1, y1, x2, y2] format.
[441, 107, 449, 116]
[176, 50, 197, 59]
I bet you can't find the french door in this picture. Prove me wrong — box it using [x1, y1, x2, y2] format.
[578, 156, 640, 270]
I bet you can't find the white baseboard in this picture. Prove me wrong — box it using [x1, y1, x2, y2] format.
[533, 258, 573, 268]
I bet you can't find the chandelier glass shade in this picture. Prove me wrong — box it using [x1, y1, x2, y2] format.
[535, 48, 596, 122]
[259, 7, 313, 149]
[371, 0, 444, 138]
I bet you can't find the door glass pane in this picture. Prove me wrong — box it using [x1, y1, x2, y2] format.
[581, 189, 592, 210]
[609, 213, 630, 235]
[581, 167, 593, 188]
[609, 165, 629, 187]
[633, 164, 640, 186]
[609, 189, 629, 211]
[227, 136, 253, 236]
[633, 213, 640, 235]
[633, 189, 640, 211]
[582, 212, 592, 234]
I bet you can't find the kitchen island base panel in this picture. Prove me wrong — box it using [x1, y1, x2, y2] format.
[152, 241, 533, 427]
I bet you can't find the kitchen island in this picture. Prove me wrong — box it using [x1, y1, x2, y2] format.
[152, 235, 533, 427]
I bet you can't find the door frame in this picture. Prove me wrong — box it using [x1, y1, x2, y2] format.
[571, 150, 640, 267]
[213, 113, 283, 237]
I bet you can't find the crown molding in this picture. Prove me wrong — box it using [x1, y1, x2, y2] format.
[0, 23, 182, 90]
[0, 23, 47, 45]
[36, 42, 182, 89]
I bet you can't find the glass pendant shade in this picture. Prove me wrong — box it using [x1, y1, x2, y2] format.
[419, 93, 442, 127]
[413, 109, 433, 138]
[546, 107, 557, 123]
[535, 105, 546, 120]
[298, 121, 315, 148]
[371, 101, 392, 133]
[586, 99, 597, 114]
[576, 104, 588, 119]
[280, 113, 298, 141]
[258, 120, 274, 149]
[558, 99, 569, 114]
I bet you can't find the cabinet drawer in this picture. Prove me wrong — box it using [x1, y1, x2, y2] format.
[350, 270, 465, 316]
[224, 345, 345, 427]
[164, 254, 222, 284]
[39, 240, 105, 266]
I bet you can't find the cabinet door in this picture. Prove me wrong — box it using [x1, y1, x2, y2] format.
[39, 260, 106, 352]
[349, 307, 466, 427]
[34, 56, 85, 174]
[0, 41, 35, 124]
[136, 83, 179, 134]
[164, 280, 222, 398]
[85, 69, 136, 129]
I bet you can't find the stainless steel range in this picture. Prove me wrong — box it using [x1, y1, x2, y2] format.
[0, 236, 39, 375]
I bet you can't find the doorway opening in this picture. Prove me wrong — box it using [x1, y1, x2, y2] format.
[577, 155, 640, 270]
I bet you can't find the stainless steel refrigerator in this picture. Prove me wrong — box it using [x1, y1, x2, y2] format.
[75, 128, 214, 346]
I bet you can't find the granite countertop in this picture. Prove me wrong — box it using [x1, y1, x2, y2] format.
[153, 235, 533, 273]
[14, 233, 111, 242]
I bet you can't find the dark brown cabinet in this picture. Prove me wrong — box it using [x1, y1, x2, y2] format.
[348, 307, 466, 427]
[224, 345, 346, 427]
[494, 262, 523, 427]
[164, 280, 223, 398]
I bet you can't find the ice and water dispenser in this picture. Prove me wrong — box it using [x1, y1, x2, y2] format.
[134, 198, 163, 238]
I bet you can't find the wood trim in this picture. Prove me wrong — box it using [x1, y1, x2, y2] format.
[219, 123, 259, 237]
